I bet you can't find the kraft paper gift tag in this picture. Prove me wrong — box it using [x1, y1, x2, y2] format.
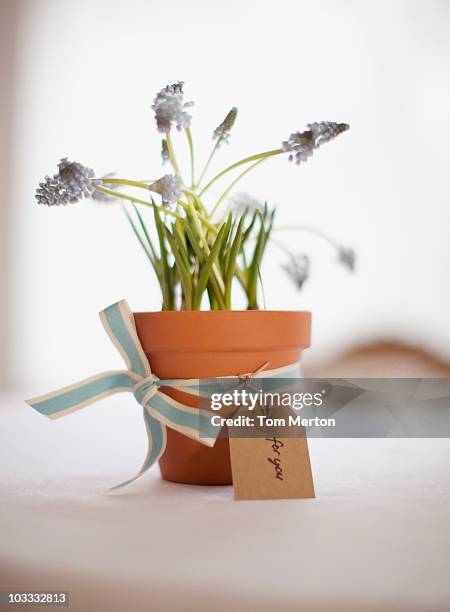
[228, 404, 315, 500]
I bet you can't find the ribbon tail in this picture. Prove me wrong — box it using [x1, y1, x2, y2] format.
[26, 370, 141, 419]
[146, 391, 221, 448]
[105, 406, 167, 493]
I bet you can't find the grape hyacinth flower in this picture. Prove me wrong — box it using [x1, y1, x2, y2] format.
[230, 192, 264, 216]
[35, 158, 95, 206]
[307, 121, 349, 146]
[282, 130, 316, 165]
[282, 254, 310, 289]
[282, 121, 349, 165]
[338, 246, 356, 271]
[213, 107, 238, 146]
[152, 82, 193, 133]
[57, 158, 95, 199]
[35, 176, 76, 206]
[149, 174, 183, 206]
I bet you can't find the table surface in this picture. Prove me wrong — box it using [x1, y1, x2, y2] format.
[1, 392, 449, 612]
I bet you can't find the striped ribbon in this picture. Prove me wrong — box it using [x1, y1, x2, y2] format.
[26, 300, 300, 491]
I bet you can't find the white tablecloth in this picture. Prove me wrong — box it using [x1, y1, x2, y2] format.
[1, 393, 449, 611]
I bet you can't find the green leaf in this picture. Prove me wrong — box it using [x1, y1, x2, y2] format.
[184, 222, 204, 261]
[241, 209, 258, 245]
[246, 208, 276, 309]
[133, 204, 159, 263]
[185, 223, 226, 310]
[246, 213, 267, 309]
[173, 220, 191, 271]
[224, 216, 244, 309]
[219, 213, 233, 266]
[153, 203, 174, 310]
[123, 207, 152, 262]
[193, 223, 228, 310]
[123, 207, 161, 282]
[164, 227, 193, 310]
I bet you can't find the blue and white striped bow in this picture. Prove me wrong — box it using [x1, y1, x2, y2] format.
[26, 300, 300, 491]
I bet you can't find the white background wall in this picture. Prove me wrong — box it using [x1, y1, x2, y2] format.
[2, 0, 450, 390]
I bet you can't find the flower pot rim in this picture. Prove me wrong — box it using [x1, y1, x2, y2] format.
[134, 310, 312, 354]
[133, 309, 311, 316]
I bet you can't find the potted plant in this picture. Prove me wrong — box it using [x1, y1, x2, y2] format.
[33, 82, 352, 486]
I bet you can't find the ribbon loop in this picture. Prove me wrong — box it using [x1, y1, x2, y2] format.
[100, 301, 151, 378]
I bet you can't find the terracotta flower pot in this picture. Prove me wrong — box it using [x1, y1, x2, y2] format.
[133, 310, 311, 485]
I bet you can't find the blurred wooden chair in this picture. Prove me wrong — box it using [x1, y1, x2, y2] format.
[304, 340, 450, 378]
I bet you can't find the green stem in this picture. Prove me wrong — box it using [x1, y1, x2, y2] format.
[186, 195, 225, 294]
[185, 127, 195, 187]
[92, 184, 182, 219]
[185, 189, 209, 216]
[98, 178, 185, 211]
[197, 138, 221, 188]
[210, 158, 266, 219]
[165, 131, 181, 176]
[270, 237, 294, 257]
[97, 178, 152, 190]
[181, 192, 218, 233]
[273, 225, 340, 249]
[199, 148, 283, 197]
